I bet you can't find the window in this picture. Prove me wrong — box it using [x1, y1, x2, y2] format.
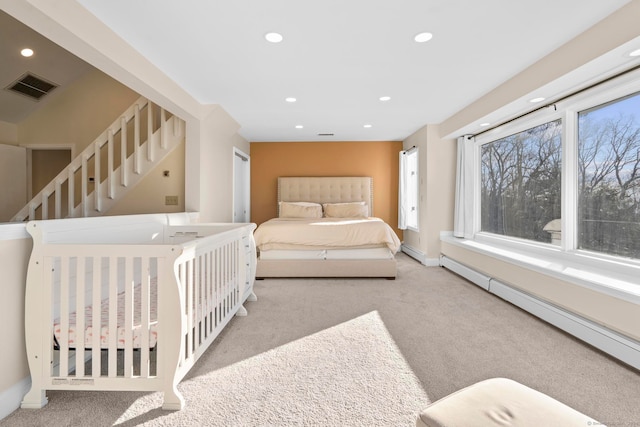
[468, 71, 640, 264]
[399, 148, 419, 230]
[481, 120, 562, 243]
[578, 92, 640, 259]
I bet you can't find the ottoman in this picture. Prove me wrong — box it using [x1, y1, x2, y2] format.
[416, 378, 601, 427]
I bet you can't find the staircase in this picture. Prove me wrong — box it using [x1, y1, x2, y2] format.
[11, 97, 185, 222]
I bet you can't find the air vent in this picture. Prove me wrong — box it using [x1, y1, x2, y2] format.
[6, 73, 58, 101]
[317, 133, 334, 136]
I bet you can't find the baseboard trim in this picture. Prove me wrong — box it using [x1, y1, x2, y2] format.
[441, 255, 640, 371]
[0, 377, 30, 420]
[401, 244, 439, 266]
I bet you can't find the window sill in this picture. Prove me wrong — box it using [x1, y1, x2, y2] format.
[440, 232, 640, 305]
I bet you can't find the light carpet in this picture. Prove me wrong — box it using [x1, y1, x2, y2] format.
[116, 312, 428, 426]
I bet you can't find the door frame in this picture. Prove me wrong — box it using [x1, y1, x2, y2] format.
[23, 144, 75, 200]
[232, 147, 250, 223]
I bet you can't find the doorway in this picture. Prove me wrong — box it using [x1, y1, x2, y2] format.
[233, 148, 250, 223]
[29, 148, 72, 198]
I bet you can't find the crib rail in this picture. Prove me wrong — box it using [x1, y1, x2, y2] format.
[175, 228, 248, 378]
[21, 219, 257, 411]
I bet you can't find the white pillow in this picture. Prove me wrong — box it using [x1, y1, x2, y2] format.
[279, 201, 323, 218]
[323, 202, 368, 218]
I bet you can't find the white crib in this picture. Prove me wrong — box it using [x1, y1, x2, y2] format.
[20, 213, 257, 410]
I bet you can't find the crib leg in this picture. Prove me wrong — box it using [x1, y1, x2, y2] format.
[162, 386, 185, 411]
[236, 305, 248, 317]
[247, 292, 258, 302]
[21, 387, 48, 409]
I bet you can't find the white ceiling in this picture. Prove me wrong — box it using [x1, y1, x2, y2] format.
[2, 1, 635, 141]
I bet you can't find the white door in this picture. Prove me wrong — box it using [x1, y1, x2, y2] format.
[233, 148, 250, 223]
[0, 144, 27, 222]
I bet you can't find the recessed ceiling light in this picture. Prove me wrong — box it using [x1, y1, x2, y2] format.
[265, 32, 283, 43]
[364, 124, 373, 128]
[21, 48, 34, 57]
[479, 122, 491, 127]
[379, 96, 391, 102]
[629, 48, 640, 57]
[295, 125, 303, 129]
[529, 97, 545, 103]
[414, 32, 433, 43]
[285, 97, 297, 103]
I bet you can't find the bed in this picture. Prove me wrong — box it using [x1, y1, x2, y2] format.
[21, 213, 257, 411]
[254, 177, 400, 278]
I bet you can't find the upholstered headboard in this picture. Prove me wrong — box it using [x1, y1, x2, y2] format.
[277, 176, 374, 216]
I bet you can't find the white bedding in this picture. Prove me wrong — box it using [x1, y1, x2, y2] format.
[253, 217, 401, 253]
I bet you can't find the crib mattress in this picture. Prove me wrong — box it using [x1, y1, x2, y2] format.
[53, 279, 158, 350]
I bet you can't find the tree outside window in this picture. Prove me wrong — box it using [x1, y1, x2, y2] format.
[480, 120, 562, 243]
[578, 92, 640, 259]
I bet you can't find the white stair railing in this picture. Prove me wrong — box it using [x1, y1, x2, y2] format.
[12, 97, 185, 222]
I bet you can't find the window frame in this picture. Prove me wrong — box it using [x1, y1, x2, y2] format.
[467, 68, 640, 296]
[403, 147, 419, 232]
[478, 117, 563, 243]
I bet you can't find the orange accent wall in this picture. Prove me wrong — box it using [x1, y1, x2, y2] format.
[250, 141, 403, 239]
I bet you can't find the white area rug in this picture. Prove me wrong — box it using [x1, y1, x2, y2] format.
[115, 311, 429, 426]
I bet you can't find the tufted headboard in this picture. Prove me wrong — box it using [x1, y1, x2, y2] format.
[277, 176, 374, 216]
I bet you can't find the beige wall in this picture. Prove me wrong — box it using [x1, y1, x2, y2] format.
[250, 140, 403, 238]
[0, 236, 32, 393]
[185, 105, 251, 223]
[107, 142, 186, 216]
[403, 125, 456, 260]
[17, 68, 139, 153]
[0, 121, 18, 145]
[0, 145, 27, 222]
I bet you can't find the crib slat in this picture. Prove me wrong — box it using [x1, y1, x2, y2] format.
[215, 247, 221, 327]
[140, 257, 150, 377]
[108, 257, 118, 377]
[195, 254, 202, 345]
[91, 257, 101, 377]
[75, 257, 86, 377]
[209, 250, 215, 332]
[185, 259, 193, 359]
[232, 241, 237, 308]
[59, 256, 69, 377]
[124, 257, 134, 377]
[206, 251, 213, 335]
[224, 244, 231, 317]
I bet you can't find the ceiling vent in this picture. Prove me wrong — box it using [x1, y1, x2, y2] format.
[317, 133, 334, 136]
[6, 73, 58, 101]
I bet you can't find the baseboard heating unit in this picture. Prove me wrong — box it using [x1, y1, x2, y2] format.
[439, 255, 640, 371]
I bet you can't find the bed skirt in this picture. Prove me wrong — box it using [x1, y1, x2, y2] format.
[256, 258, 397, 279]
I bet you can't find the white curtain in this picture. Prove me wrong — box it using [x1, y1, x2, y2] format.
[398, 150, 408, 230]
[453, 135, 475, 238]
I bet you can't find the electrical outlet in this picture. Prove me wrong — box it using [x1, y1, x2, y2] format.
[165, 195, 179, 206]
